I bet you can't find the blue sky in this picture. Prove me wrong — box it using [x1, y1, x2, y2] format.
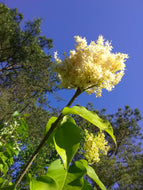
[3, 0, 143, 122]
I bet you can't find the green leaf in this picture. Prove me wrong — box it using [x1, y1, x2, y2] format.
[87, 165, 106, 190]
[16, 118, 28, 138]
[62, 106, 116, 145]
[30, 176, 58, 190]
[27, 173, 32, 184]
[30, 159, 92, 190]
[82, 180, 93, 190]
[23, 113, 31, 117]
[0, 184, 15, 190]
[75, 160, 105, 190]
[12, 111, 20, 117]
[20, 118, 28, 131]
[46, 117, 57, 133]
[63, 160, 87, 190]
[0, 177, 7, 188]
[53, 116, 81, 169]
[46, 159, 66, 190]
[30, 159, 67, 190]
[79, 159, 88, 169]
[29, 159, 105, 190]
[45, 117, 57, 145]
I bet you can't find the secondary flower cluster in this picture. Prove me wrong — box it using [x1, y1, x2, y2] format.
[54, 35, 128, 97]
[83, 129, 110, 164]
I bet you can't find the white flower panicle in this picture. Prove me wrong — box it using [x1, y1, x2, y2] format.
[54, 35, 128, 97]
[84, 129, 110, 164]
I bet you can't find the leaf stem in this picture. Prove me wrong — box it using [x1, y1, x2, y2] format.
[14, 87, 82, 188]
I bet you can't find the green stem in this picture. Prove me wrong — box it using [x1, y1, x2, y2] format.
[14, 87, 82, 189]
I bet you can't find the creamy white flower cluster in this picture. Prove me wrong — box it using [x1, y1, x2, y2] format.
[54, 35, 128, 97]
[84, 129, 110, 164]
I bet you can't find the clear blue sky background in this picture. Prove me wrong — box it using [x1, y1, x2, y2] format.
[3, 0, 143, 123]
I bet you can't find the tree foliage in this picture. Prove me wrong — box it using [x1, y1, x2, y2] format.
[0, 3, 57, 121]
[75, 103, 143, 189]
[0, 112, 28, 187]
[0, 3, 58, 187]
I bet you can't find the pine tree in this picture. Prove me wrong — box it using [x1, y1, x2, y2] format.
[0, 3, 57, 122]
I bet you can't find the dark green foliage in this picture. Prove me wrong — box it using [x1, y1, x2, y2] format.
[0, 3, 58, 187]
[75, 103, 143, 190]
[0, 3, 57, 121]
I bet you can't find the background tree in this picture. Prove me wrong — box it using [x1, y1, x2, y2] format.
[0, 3, 57, 122]
[74, 103, 143, 190]
[0, 4, 58, 187]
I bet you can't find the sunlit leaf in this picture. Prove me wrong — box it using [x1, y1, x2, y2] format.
[45, 117, 57, 145]
[45, 117, 57, 133]
[30, 176, 58, 190]
[62, 106, 116, 145]
[54, 116, 81, 169]
[82, 180, 93, 190]
[63, 160, 87, 190]
[12, 111, 20, 117]
[87, 165, 106, 190]
[46, 159, 66, 190]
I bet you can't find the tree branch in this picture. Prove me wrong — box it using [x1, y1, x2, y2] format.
[14, 87, 82, 188]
